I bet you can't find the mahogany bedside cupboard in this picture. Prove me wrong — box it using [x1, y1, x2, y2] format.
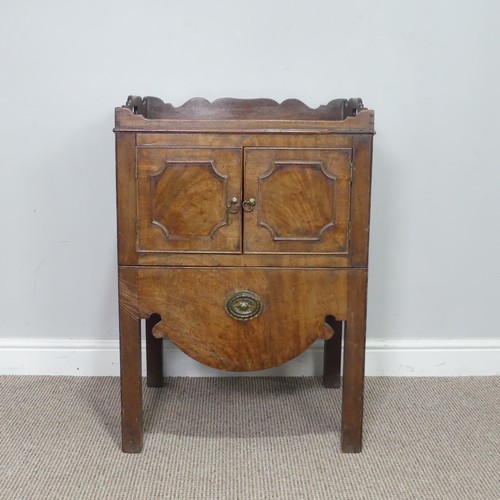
[114, 96, 374, 453]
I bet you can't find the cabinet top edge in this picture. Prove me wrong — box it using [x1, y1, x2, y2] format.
[114, 96, 375, 133]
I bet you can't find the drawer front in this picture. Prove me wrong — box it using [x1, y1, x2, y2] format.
[120, 267, 351, 371]
[136, 147, 242, 253]
[244, 148, 352, 254]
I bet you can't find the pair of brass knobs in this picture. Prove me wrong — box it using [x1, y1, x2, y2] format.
[227, 197, 255, 214]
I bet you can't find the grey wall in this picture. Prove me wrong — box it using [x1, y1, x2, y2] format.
[1, 0, 499, 344]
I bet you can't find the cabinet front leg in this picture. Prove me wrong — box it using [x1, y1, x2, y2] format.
[146, 314, 164, 387]
[341, 271, 368, 453]
[119, 307, 143, 453]
[323, 317, 343, 388]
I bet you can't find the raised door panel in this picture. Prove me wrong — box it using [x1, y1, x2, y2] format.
[136, 148, 242, 253]
[244, 148, 352, 254]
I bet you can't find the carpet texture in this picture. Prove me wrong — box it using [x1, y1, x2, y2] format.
[0, 376, 498, 499]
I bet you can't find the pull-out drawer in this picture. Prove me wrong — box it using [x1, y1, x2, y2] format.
[119, 266, 357, 371]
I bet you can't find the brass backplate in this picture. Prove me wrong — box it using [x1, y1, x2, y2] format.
[224, 290, 263, 321]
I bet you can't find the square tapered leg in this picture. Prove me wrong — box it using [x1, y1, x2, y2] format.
[119, 305, 142, 453]
[341, 271, 367, 453]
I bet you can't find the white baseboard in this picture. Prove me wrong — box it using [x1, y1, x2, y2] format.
[0, 337, 499, 377]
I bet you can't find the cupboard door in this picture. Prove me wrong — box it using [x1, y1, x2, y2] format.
[244, 148, 352, 254]
[136, 148, 242, 253]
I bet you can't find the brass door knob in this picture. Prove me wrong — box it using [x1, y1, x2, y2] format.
[242, 198, 256, 212]
[227, 197, 241, 214]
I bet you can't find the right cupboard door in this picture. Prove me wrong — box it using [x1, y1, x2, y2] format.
[243, 148, 352, 254]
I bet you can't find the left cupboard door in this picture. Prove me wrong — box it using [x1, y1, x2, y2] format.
[136, 148, 242, 253]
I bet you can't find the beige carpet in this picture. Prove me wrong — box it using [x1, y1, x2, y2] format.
[0, 376, 498, 499]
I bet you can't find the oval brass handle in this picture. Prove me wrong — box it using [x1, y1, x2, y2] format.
[227, 197, 240, 214]
[224, 290, 263, 321]
[242, 198, 256, 212]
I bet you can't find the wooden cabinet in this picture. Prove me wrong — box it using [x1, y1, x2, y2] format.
[115, 96, 375, 454]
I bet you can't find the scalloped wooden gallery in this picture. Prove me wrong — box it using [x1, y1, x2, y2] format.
[114, 96, 375, 453]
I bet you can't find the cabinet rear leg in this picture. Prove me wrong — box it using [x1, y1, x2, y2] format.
[323, 316, 343, 388]
[146, 314, 164, 388]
